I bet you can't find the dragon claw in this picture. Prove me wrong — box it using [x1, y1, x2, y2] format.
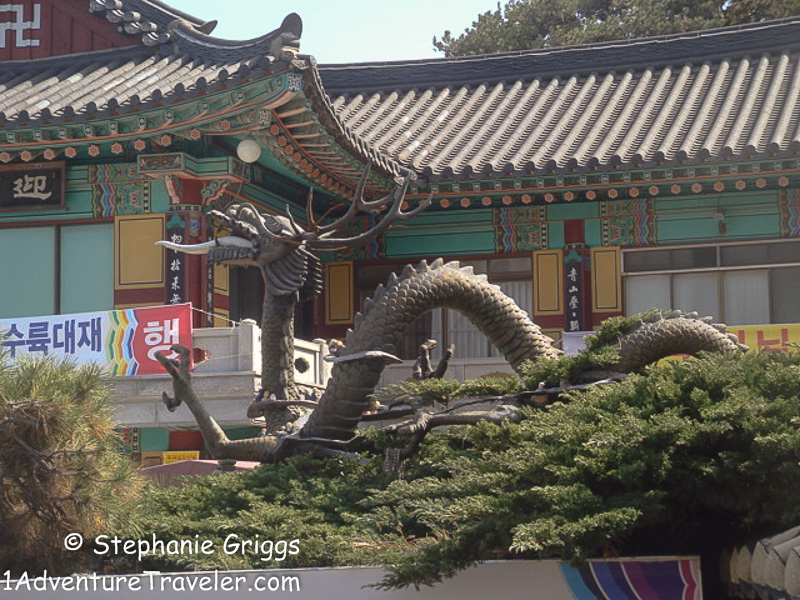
[162, 391, 182, 412]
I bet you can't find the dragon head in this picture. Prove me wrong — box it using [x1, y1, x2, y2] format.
[157, 165, 429, 299]
[158, 202, 322, 299]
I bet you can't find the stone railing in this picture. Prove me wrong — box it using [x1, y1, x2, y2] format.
[378, 357, 516, 387]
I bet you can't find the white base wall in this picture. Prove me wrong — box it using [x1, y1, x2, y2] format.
[0, 560, 607, 600]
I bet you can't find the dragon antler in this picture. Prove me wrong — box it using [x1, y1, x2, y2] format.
[294, 163, 432, 250]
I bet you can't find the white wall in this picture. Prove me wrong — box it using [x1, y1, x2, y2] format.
[0, 561, 580, 599]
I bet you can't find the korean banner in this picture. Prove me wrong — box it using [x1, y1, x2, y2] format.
[0, 304, 192, 376]
[728, 323, 800, 353]
[163, 451, 200, 464]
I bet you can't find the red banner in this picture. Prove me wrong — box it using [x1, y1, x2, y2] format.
[127, 304, 193, 375]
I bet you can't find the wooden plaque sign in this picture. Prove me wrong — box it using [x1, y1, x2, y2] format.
[0, 162, 65, 211]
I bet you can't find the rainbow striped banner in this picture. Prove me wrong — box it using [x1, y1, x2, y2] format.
[561, 557, 702, 600]
[1, 304, 192, 376]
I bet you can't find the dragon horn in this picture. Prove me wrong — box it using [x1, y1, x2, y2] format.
[156, 236, 251, 255]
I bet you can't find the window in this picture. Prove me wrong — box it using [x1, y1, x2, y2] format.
[723, 270, 769, 325]
[772, 267, 800, 323]
[625, 274, 671, 316]
[0, 227, 55, 318]
[623, 240, 800, 325]
[0, 224, 113, 319]
[61, 224, 114, 313]
[674, 272, 719, 321]
[624, 246, 717, 272]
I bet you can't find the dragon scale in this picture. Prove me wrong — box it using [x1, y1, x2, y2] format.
[261, 291, 300, 401]
[615, 312, 745, 372]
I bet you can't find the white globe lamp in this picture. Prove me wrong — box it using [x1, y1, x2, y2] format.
[236, 136, 262, 163]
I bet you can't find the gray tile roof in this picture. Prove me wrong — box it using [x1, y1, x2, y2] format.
[0, 2, 402, 193]
[319, 18, 800, 180]
[728, 526, 800, 598]
[0, 8, 302, 125]
[0, 45, 255, 124]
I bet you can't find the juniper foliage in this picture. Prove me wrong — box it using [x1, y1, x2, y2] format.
[434, 0, 800, 57]
[133, 349, 800, 590]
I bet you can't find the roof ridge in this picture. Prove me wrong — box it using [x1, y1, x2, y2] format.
[319, 16, 800, 94]
[167, 13, 305, 65]
[0, 43, 153, 70]
[88, 0, 216, 47]
[331, 16, 800, 68]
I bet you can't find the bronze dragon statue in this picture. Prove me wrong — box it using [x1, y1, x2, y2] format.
[156, 167, 748, 463]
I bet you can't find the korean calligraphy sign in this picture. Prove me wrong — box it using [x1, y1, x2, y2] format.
[166, 213, 186, 305]
[0, 162, 65, 211]
[0, 303, 192, 375]
[564, 246, 585, 333]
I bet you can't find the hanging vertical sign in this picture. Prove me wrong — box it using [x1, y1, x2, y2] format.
[206, 259, 215, 327]
[564, 246, 585, 333]
[166, 213, 186, 305]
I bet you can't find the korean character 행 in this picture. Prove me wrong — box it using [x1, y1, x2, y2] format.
[144, 318, 180, 360]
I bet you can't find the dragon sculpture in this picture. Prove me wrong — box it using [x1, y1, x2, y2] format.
[156, 167, 748, 463]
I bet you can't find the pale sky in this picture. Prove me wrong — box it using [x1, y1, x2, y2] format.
[165, 0, 497, 64]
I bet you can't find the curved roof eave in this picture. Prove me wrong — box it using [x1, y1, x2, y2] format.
[0, 6, 402, 194]
[89, 0, 216, 46]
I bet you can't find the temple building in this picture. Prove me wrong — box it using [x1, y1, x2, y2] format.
[2, 0, 800, 460]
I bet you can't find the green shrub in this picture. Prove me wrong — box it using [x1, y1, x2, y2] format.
[127, 349, 800, 590]
[0, 355, 140, 575]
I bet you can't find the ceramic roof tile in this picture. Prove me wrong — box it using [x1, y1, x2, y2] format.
[0, 1, 310, 125]
[89, 0, 215, 46]
[0, 46, 251, 124]
[319, 17, 800, 179]
[0, 4, 405, 192]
